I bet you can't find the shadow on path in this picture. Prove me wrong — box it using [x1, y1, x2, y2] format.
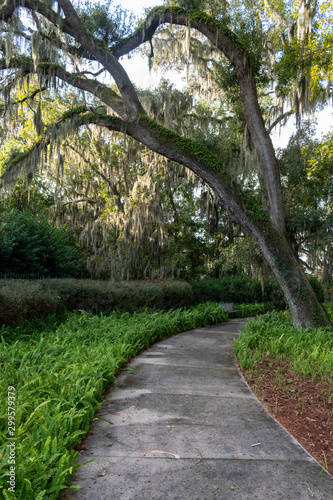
[63, 319, 333, 499]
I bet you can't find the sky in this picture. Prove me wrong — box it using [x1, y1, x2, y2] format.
[120, 0, 176, 88]
[121, 0, 160, 16]
[118, 0, 333, 149]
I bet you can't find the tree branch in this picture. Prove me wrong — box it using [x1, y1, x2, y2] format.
[268, 109, 295, 133]
[112, 7, 286, 232]
[263, 0, 295, 42]
[12, 86, 47, 107]
[0, 0, 72, 35]
[0, 0, 144, 119]
[0, 107, 124, 189]
[1, 57, 125, 116]
[57, 0, 144, 119]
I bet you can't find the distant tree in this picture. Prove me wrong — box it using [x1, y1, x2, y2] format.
[0, 209, 88, 277]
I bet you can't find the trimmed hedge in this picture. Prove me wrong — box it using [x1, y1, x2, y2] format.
[189, 275, 325, 309]
[189, 276, 263, 305]
[0, 275, 325, 325]
[0, 279, 193, 325]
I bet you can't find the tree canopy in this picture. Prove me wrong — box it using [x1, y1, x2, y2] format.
[0, 0, 332, 328]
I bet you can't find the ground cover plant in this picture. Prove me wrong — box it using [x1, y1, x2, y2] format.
[234, 306, 333, 475]
[0, 302, 228, 498]
[233, 303, 269, 317]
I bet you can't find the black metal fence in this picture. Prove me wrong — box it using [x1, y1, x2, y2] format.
[0, 273, 46, 280]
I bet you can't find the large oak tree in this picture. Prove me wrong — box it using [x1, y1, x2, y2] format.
[0, 0, 331, 327]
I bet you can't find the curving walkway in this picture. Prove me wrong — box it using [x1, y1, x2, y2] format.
[63, 319, 333, 499]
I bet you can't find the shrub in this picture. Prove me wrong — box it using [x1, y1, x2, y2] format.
[0, 280, 61, 324]
[307, 275, 325, 303]
[0, 209, 88, 278]
[190, 274, 326, 309]
[189, 276, 263, 305]
[0, 279, 193, 324]
[262, 276, 287, 309]
[49, 279, 193, 313]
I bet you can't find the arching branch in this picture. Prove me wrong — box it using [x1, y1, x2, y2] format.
[113, 7, 286, 233]
[57, 0, 145, 119]
[1, 0, 71, 34]
[0, 0, 144, 119]
[268, 109, 295, 133]
[1, 3, 285, 231]
[0, 107, 124, 189]
[0, 58, 124, 116]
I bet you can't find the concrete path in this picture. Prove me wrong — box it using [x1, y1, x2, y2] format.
[64, 319, 333, 499]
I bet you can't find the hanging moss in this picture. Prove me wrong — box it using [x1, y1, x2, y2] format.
[10, 151, 30, 167]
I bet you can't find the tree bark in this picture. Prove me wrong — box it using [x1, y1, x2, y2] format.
[253, 227, 330, 328]
[125, 119, 331, 328]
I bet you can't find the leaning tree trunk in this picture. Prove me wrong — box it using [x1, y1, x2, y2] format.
[127, 119, 332, 329]
[251, 224, 331, 328]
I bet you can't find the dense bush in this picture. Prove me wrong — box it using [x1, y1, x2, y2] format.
[189, 274, 325, 309]
[307, 275, 325, 303]
[0, 279, 193, 324]
[0, 280, 60, 324]
[0, 209, 87, 278]
[261, 276, 286, 309]
[189, 275, 263, 304]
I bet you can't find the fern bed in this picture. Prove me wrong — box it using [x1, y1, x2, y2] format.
[0, 303, 229, 499]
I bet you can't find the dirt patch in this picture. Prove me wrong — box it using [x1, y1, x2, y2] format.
[238, 357, 333, 476]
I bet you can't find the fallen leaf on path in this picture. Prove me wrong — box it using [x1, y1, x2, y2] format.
[150, 450, 180, 459]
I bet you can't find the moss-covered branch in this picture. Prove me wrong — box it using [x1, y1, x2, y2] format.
[113, 6, 245, 62]
[137, 114, 226, 174]
[0, 58, 125, 116]
[0, 107, 124, 190]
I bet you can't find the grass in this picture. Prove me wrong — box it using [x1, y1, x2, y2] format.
[234, 305, 333, 386]
[233, 303, 269, 317]
[0, 302, 228, 499]
[234, 306, 333, 475]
